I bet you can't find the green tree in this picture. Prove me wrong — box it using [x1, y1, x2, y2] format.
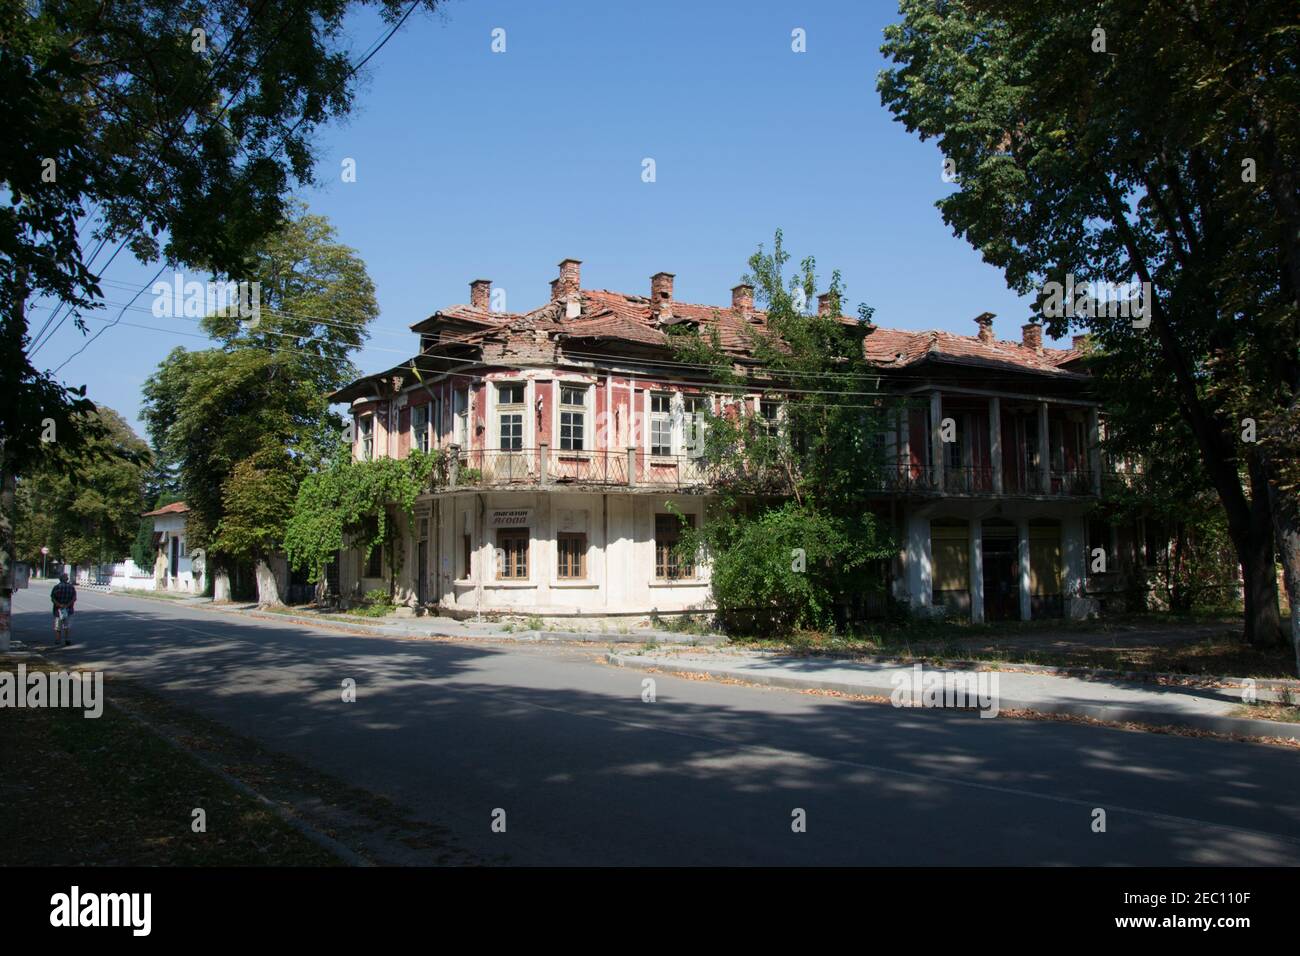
[879, 0, 1299, 651]
[670, 231, 896, 634]
[3, 0, 442, 480]
[14, 406, 151, 571]
[284, 447, 445, 599]
[141, 207, 379, 604]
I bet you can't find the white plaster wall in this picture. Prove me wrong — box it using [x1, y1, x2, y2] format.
[433, 490, 710, 615]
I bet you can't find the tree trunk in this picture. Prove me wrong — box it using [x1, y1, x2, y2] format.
[1268, 484, 1300, 675]
[1099, 185, 1282, 644]
[254, 555, 282, 607]
[212, 565, 231, 603]
[1242, 460, 1284, 645]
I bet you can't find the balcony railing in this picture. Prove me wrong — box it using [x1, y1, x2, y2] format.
[452, 447, 711, 490]
[867, 458, 1098, 497]
[442, 447, 1100, 497]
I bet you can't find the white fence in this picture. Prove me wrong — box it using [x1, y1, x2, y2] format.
[70, 561, 157, 592]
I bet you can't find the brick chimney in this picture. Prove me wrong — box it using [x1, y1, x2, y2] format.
[817, 291, 839, 316]
[651, 272, 674, 319]
[1021, 321, 1044, 354]
[651, 272, 674, 304]
[470, 279, 491, 311]
[731, 283, 753, 313]
[974, 311, 995, 344]
[1071, 334, 1088, 351]
[554, 258, 581, 300]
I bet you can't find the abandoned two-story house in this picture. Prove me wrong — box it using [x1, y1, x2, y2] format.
[330, 259, 1134, 623]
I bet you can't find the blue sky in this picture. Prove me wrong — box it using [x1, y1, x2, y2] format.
[31, 0, 1050, 438]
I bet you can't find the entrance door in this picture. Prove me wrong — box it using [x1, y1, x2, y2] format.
[981, 524, 1020, 621]
[170, 537, 179, 578]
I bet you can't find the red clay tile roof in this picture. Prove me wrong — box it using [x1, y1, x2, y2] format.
[862, 327, 1084, 377]
[142, 501, 190, 517]
[337, 283, 1089, 402]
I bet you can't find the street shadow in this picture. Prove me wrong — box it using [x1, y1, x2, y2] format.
[10, 593, 1299, 867]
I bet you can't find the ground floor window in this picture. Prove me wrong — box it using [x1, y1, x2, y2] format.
[496, 529, 529, 580]
[461, 532, 472, 579]
[655, 513, 696, 580]
[557, 532, 586, 579]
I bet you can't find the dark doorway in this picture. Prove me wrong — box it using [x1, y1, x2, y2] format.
[170, 537, 179, 578]
[982, 523, 1019, 621]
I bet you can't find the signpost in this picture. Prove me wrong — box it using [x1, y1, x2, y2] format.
[41, 545, 49, 579]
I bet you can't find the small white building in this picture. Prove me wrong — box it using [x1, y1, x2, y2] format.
[142, 502, 204, 594]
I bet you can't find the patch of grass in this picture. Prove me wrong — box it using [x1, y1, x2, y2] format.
[345, 588, 396, 618]
[0, 655, 341, 866]
[723, 613, 1294, 680]
[525, 615, 543, 631]
[1233, 701, 1300, 723]
[651, 611, 714, 636]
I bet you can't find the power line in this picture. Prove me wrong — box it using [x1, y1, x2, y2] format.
[46, 0, 426, 372]
[29, 2, 271, 357]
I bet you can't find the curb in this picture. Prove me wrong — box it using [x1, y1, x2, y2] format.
[96, 588, 714, 645]
[107, 695, 369, 866]
[676, 647, 1300, 693]
[607, 653, 1300, 742]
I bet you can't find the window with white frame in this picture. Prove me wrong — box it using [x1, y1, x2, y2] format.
[559, 384, 587, 451]
[759, 399, 780, 438]
[453, 388, 469, 446]
[411, 403, 430, 453]
[650, 392, 674, 456]
[497, 383, 524, 451]
[681, 394, 707, 454]
[358, 414, 374, 460]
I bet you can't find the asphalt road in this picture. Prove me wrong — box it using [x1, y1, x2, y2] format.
[10, 587, 1300, 866]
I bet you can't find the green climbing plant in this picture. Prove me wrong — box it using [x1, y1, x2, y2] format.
[284, 446, 446, 589]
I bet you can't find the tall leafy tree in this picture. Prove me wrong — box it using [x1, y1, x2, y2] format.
[142, 207, 378, 604]
[879, 0, 1299, 650]
[3, 0, 442, 478]
[670, 231, 896, 633]
[14, 406, 150, 569]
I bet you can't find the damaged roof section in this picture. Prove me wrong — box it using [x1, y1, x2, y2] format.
[332, 260, 1088, 403]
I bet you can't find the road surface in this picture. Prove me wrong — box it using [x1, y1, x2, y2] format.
[10, 586, 1300, 865]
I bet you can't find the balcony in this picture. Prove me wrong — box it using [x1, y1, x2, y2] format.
[451, 447, 711, 491]
[868, 456, 1098, 497]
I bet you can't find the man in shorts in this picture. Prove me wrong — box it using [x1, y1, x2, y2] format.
[50, 572, 77, 646]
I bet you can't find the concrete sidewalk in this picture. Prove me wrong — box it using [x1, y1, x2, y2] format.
[96, 587, 720, 645]
[608, 649, 1300, 741]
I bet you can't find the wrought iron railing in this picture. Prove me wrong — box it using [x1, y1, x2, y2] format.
[864, 457, 1098, 497]
[450, 448, 712, 490]
[443, 447, 1102, 497]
